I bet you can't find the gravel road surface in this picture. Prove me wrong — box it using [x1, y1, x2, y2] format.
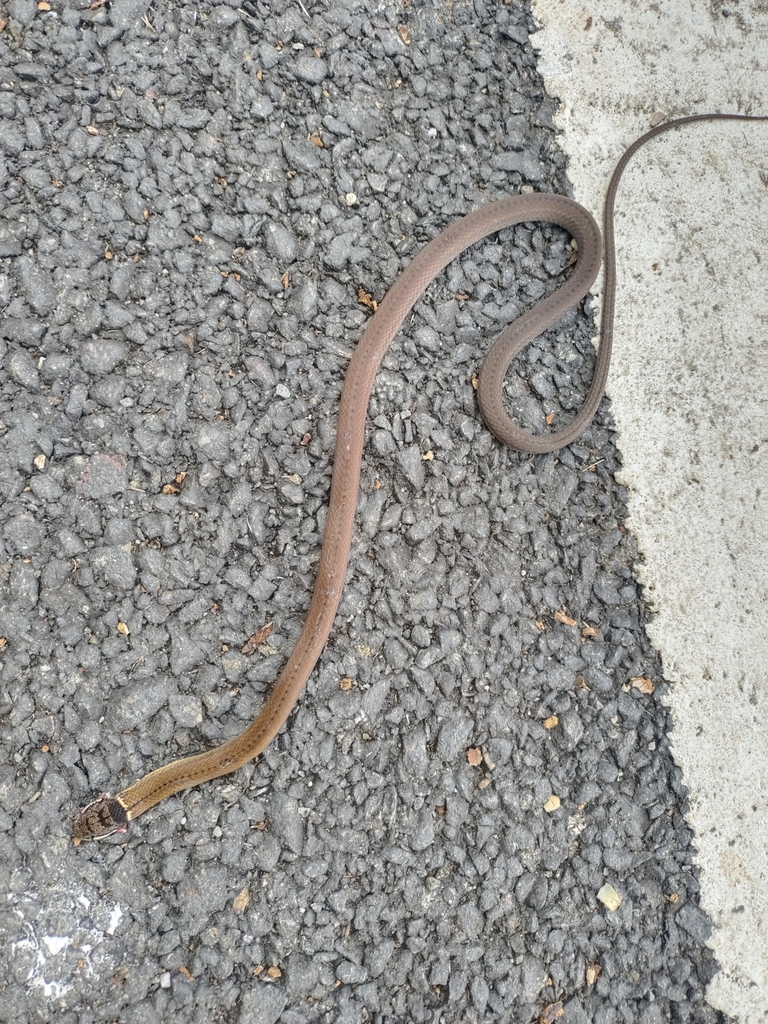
[0, 2, 724, 1022]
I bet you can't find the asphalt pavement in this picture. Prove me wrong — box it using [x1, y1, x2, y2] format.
[0, 2, 726, 1022]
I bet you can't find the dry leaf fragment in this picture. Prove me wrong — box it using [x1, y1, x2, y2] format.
[179, 966, 194, 981]
[253, 965, 264, 976]
[300, 432, 311, 446]
[586, 962, 602, 985]
[309, 133, 324, 147]
[597, 883, 623, 912]
[535, 620, 545, 632]
[233, 887, 250, 913]
[466, 747, 483, 767]
[581, 626, 599, 638]
[281, 271, 290, 289]
[545, 412, 555, 425]
[267, 966, 282, 979]
[242, 622, 274, 654]
[0, 637, 6, 648]
[470, 373, 479, 390]
[554, 610, 576, 626]
[539, 1002, 564, 1024]
[162, 483, 180, 494]
[543, 715, 558, 730]
[543, 794, 561, 813]
[630, 676, 655, 694]
[339, 676, 352, 691]
[357, 287, 378, 311]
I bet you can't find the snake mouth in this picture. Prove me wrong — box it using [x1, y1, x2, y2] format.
[72, 794, 129, 841]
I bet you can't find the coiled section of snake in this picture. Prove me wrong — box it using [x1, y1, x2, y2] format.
[72, 112, 767, 840]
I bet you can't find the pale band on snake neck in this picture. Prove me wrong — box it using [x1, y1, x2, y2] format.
[72, 113, 767, 841]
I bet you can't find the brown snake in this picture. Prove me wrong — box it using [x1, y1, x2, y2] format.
[73, 113, 767, 840]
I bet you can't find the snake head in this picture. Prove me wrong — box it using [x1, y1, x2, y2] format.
[72, 794, 129, 841]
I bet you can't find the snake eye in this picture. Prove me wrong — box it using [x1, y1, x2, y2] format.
[72, 794, 129, 841]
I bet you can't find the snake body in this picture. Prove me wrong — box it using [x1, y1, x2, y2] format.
[73, 113, 767, 840]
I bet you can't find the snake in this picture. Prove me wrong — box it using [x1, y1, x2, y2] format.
[72, 113, 767, 840]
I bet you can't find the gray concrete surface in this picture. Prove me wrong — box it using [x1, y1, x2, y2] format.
[0, 1, 733, 1022]
[531, 2, 768, 1020]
